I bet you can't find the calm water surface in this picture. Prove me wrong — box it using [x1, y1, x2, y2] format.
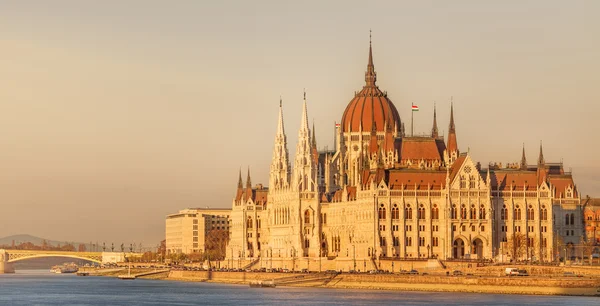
[0, 270, 598, 305]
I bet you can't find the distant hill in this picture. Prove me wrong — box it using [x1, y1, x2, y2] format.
[0, 234, 83, 248]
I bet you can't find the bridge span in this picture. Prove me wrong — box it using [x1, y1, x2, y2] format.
[0, 249, 137, 273]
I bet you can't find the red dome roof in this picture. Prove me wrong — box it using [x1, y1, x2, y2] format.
[340, 43, 401, 133]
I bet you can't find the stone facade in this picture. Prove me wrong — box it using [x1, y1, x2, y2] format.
[226, 40, 583, 268]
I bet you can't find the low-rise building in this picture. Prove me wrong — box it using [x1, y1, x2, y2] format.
[583, 197, 600, 245]
[165, 208, 231, 255]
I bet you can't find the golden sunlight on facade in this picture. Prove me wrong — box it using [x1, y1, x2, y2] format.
[225, 40, 584, 271]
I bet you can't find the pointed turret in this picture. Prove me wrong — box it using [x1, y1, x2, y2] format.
[293, 90, 317, 192]
[237, 168, 243, 189]
[520, 144, 527, 170]
[431, 103, 439, 138]
[447, 99, 459, 155]
[365, 30, 377, 87]
[538, 141, 545, 166]
[246, 167, 252, 189]
[269, 97, 290, 190]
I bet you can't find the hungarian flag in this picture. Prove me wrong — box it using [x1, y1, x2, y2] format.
[412, 104, 419, 111]
[335, 123, 341, 128]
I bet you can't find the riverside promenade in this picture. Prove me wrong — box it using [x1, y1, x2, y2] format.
[166, 266, 600, 296]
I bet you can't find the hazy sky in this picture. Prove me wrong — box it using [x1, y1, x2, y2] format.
[1, 1, 598, 247]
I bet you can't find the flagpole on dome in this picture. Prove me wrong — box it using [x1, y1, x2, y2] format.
[411, 103, 419, 137]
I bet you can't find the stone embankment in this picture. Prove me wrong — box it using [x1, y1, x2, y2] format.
[166, 270, 600, 296]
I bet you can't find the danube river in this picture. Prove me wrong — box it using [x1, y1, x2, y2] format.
[1, 270, 598, 305]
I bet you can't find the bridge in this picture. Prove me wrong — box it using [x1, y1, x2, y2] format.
[0, 249, 135, 273]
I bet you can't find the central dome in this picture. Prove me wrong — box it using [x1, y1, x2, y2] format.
[340, 42, 401, 133]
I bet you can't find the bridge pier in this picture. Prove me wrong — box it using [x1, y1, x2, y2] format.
[0, 250, 15, 274]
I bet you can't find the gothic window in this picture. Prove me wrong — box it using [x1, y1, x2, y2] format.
[570, 213, 575, 226]
[469, 175, 476, 188]
[405, 205, 412, 220]
[460, 176, 466, 188]
[247, 217, 253, 229]
[378, 204, 386, 220]
[452, 204, 457, 219]
[501, 205, 508, 220]
[406, 237, 412, 247]
[527, 205, 534, 220]
[479, 205, 486, 219]
[304, 238, 310, 249]
[515, 206, 521, 220]
[418, 204, 425, 220]
[565, 213, 570, 225]
[461, 205, 467, 219]
[257, 216, 261, 228]
[304, 210, 311, 224]
[380, 237, 387, 247]
[431, 204, 439, 220]
[392, 204, 400, 220]
[470, 205, 476, 219]
[393, 237, 400, 247]
[541, 206, 547, 221]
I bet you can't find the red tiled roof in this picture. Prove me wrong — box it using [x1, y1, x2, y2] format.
[388, 170, 446, 190]
[549, 176, 577, 198]
[490, 171, 538, 191]
[399, 137, 444, 161]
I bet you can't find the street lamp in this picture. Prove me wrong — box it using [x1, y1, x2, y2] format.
[353, 244, 356, 271]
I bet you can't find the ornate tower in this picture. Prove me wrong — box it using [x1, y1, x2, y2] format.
[446, 100, 459, 164]
[293, 91, 317, 192]
[520, 144, 527, 170]
[269, 98, 291, 190]
[431, 104, 439, 139]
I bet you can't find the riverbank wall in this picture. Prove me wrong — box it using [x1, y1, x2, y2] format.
[167, 270, 600, 296]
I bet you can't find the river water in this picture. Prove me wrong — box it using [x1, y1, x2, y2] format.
[0, 270, 598, 305]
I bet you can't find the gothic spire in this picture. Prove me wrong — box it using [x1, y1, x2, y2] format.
[431, 103, 439, 138]
[447, 98, 458, 154]
[538, 141, 545, 166]
[237, 168, 243, 189]
[311, 121, 317, 149]
[246, 167, 252, 189]
[277, 96, 285, 136]
[449, 98, 456, 134]
[520, 144, 527, 170]
[365, 30, 377, 87]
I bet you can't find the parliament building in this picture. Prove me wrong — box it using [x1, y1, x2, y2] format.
[225, 40, 583, 271]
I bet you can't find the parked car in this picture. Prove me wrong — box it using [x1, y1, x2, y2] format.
[452, 270, 463, 276]
[408, 270, 419, 275]
[516, 269, 528, 276]
[504, 268, 519, 276]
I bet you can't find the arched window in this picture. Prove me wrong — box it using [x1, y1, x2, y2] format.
[565, 214, 570, 225]
[479, 205, 486, 219]
[418, 204, 425, 220]
[515, 206, 521, 220]
[405, 205, 412, 220]
[461, 205, 467, 219]
[460, 176, 466, 188]
[392, 204, 399, 220]
[257, 216, 261, 228]
[527, 205, 534, 220]
[431, 204, 439, 220]
[469, 175, 476, 188]
[570, 213, 575, 226]
[452, 204, 457, 219]
[470, 205, 476, 219]
[247, 217, 253, 229]
[304, 210, 311, 224]
[541, 205, 547, 221]
[378, 204, 386, 220]
[501, 205, 508, 220]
